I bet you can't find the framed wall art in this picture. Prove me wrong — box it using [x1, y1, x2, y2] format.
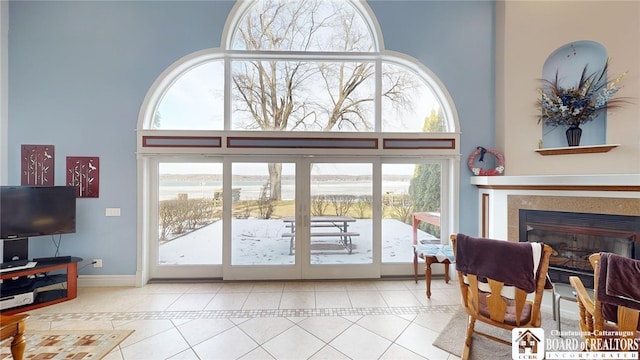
[66, 156, 100, 198]
[21, 144, 55, 186]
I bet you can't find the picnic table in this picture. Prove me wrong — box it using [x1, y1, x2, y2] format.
[282, 216, 359, 255]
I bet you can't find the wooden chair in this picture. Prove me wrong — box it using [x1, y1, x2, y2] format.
[0, 313, 29, 360]
[569, 253, 640, 351]
[450, 233, 552, 360]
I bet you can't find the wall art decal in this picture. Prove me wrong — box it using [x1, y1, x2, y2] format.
[21, 144, 54, 186]
[66, 156, 99, 198]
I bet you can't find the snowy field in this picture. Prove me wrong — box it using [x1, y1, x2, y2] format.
[159, 218, 438, 265]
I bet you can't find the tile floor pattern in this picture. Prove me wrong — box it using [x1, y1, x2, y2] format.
[21, 278, 466, 360]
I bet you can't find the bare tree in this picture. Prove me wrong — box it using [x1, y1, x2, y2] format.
[232, 0, 418, 199]
[311, 194, 330, 216]
[257, 182, 275, 218]
[387, 193, 414, 224]
[159, 200, 178, 241]
[329, 194, 356, 216]
[353, 195, 372, 218]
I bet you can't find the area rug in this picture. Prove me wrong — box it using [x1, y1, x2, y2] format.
[433, 309, 579, 360]
[0, 329, 133, 360]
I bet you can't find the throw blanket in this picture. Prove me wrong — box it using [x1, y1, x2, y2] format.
[455, 233, 545, 293]
[597, 252, 640, 324]
[415, 244, 455, 263]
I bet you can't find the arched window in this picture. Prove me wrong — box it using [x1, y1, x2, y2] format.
[143, 0, 456, 134]
[154, 60, 225, 130]
[136, 0, 460, 282]
[230, 0, 376, 52]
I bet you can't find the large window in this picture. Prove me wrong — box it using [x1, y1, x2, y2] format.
[137, 0, 460, 280]
[145, 0, 453, 134]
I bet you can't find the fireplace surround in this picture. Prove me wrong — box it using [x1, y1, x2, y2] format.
[519, 209, 640, 287]
[471, 174, 640, 287]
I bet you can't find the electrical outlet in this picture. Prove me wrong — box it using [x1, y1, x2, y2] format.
[93, 259, 103, 268]
[105, 208, 121, 217]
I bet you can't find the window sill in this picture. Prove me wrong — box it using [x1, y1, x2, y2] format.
[534, 144, 619, 156]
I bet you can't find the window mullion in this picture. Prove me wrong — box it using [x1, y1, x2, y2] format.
[224, 55, 231, 131]
[375, 58, 382, 133]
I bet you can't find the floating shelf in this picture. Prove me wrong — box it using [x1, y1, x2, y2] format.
[534, 144, 619, 156]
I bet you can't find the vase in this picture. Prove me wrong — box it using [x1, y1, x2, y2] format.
[565, 125, 582, 147]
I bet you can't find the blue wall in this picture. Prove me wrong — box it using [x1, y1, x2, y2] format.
[8, 0, 494, 276]
[370, 0, 495, 246]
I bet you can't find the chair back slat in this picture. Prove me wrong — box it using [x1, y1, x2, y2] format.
[513, 288, 528, 326]
[486, 279, 507, 323]
[466, 274, 480, 313]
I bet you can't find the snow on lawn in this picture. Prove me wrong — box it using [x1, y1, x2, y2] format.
[159, 218, 438, 266]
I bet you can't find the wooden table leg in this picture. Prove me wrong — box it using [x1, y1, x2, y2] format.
[444, 261, 450, 283]
[425, 256, 434, 299]
[7, 317, 27, 360]
[11, 331, 26, 360]
[425, 258, 451, 299]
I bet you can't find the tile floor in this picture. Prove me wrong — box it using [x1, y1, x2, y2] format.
[15, 277, 465, 360]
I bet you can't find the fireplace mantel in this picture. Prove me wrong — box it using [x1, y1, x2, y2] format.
[469, 174, 640, 240]
[471, 174, 640, 191]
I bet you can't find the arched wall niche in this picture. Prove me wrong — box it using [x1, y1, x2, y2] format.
[541, 41, 608, 148]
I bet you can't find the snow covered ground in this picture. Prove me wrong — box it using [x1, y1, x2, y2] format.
[159, 218, 438, 266]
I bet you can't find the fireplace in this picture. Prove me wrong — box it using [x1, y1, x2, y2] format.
[519, 210, 640, 288]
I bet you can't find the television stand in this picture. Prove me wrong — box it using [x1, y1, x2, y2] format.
[0, 256, 82, 314]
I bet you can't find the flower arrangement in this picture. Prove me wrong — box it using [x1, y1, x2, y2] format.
[537, 61, 627, 128]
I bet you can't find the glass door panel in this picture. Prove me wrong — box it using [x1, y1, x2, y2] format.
[309, 163, 373, 265]
[381, 162, 442, 265]
[230, 162, 296, 266]
[151, 158, 446, 280]
[156, 162, 223, 266]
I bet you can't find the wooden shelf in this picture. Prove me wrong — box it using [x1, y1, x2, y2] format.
[534, 144, 619, 156]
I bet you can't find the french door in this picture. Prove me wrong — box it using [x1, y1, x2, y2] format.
[148, 155, 447, 280]
[149, 156, 378, 280]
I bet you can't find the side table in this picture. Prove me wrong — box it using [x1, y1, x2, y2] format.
[415, 243, 455, 299]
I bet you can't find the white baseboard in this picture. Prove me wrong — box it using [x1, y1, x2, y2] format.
[78, 275, 138, 287]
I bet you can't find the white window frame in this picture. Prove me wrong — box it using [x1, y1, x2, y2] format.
[134, 0, 461, 284]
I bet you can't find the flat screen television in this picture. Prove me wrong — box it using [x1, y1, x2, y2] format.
[0, 186, 77, 239]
